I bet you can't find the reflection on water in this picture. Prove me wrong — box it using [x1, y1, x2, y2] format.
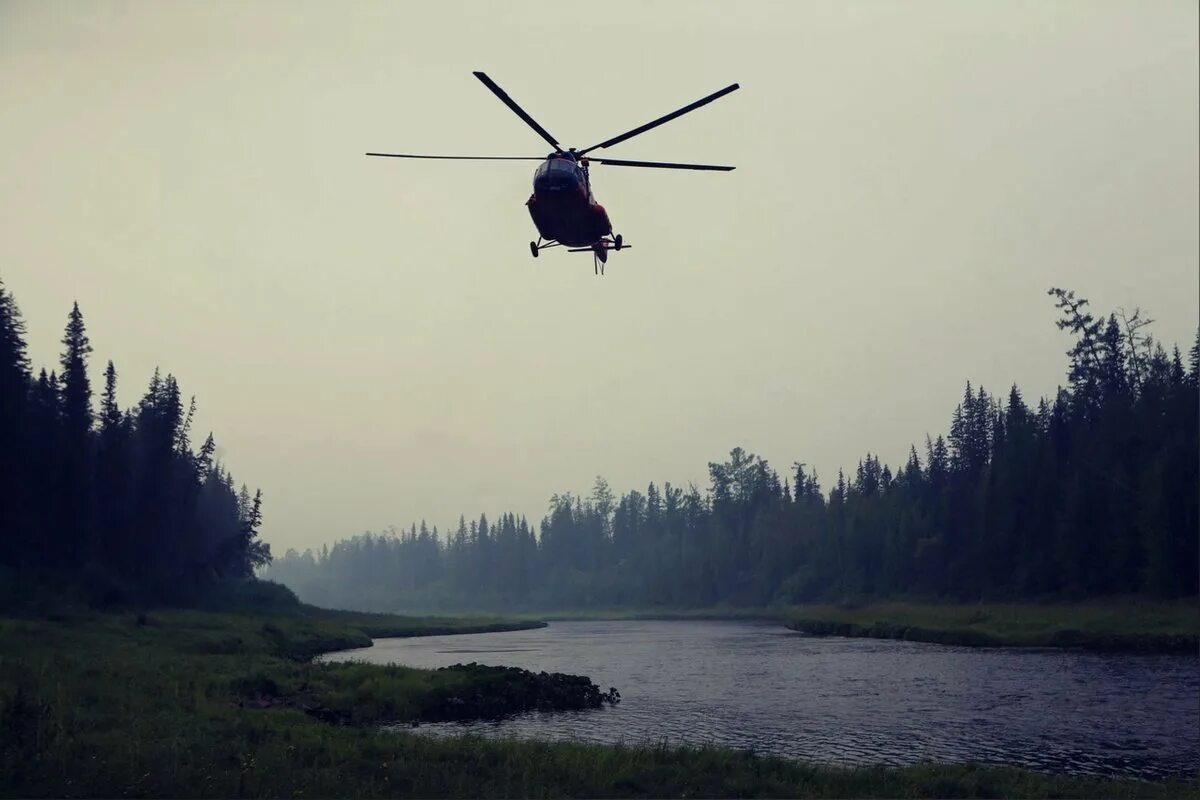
[324, 619, 1199, 779]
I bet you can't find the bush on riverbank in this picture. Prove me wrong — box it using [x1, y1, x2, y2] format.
[417, 663, 620, 722]
[225, 661, 618, 727]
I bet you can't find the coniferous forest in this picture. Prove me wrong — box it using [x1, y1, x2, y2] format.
[1, 279, 1195, 613]
[0, 280, 269, 605]
[265, 289, 1199, 612]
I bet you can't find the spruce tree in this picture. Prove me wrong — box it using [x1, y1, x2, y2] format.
[0, 281, 31, 566]
[0, 279, 30, 408]
[59, 302, 93, 437]
[1188, 329, 1200, 388]
[95, 361, 134, 577]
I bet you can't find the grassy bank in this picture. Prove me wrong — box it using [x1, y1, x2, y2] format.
[282, 606, 547, 660]
[1, 606, 1195, 798]
[509, 600, 1198, 654]
[785, 600, 1200, 652]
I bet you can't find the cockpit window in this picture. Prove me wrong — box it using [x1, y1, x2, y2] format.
[533, 158, 582, 190]
[535, 159, 577, 178]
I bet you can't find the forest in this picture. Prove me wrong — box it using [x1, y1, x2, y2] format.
[265, 289, 1199, 612]
[0, 280, 269, 605]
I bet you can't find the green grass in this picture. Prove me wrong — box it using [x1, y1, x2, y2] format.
[784, 600, 1200, 652]
[1, 605, 1195, 798]
[264, 605, 546, 661]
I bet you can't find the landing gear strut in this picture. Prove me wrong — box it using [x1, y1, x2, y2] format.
[529, 237, 563, 258]
[566, 233, 629, 276]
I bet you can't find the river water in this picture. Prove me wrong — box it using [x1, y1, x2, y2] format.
[325, 619, 1198, 779]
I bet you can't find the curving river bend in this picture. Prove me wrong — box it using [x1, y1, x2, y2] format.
[325, 619, 1198, 780]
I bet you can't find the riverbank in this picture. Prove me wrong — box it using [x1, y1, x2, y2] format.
[516, 606, 779, 622]
[510, 600, 1199, 653]
[1, 605, 1195, 798]
[785, 600, 1199, 653]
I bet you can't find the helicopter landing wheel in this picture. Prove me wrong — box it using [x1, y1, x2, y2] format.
[613, 234, 623, 251]
[530, 241, 539, 258]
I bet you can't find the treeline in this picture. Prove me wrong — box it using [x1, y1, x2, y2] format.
[0, 280, 269, 605]
[266, 289, 1199, 612]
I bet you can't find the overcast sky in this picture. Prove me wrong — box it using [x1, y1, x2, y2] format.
[2, 1, 1196, 554]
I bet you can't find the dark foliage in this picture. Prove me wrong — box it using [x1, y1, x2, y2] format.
[266, 289, 1198, 610]
[0, 282, 268, 605]
[419, 663, 620, 722]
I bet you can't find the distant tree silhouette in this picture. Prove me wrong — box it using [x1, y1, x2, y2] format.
[265, 289, 1198, 613]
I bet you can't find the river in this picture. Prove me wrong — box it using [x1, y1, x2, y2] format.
[324, 619, 1198, 780]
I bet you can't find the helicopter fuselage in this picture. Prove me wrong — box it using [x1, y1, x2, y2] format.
[366, 71, 737, 271]
[525, 154, 612, 247]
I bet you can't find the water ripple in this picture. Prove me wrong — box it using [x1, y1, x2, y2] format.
[326, 619, 1199, 780]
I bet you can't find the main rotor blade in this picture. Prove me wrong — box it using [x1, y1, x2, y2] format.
[578, 83, 739, 155]
[366, 153, 544, 161]
[473, 71, 562, 151]
[590, 157, 735, 171]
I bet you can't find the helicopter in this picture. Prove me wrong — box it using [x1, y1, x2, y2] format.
[367, 72, 739, 275]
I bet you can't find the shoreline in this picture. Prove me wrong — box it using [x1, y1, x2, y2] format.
[784, 617, 1199, 653]
[483, 600, 1199, 654]
[2, 604, 1196, 797]
[781, 601, 1199, 654]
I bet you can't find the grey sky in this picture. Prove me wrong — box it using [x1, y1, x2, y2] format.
[2, 1, 1196, 554]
